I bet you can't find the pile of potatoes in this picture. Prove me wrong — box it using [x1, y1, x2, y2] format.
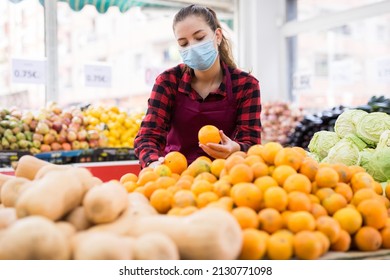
[0, 156, 243, 260]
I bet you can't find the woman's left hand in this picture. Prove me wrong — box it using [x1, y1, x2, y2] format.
[199, 130, 240, 159]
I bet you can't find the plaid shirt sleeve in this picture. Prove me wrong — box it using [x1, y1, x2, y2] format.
[134, 66, 180, 168]
[231, 69, 262, 152]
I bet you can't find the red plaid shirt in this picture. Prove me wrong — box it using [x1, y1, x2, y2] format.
[134, 62, 262, 167]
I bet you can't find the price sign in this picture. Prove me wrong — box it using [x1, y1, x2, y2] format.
[376, 57, 390, 83]
[11, 58, 46, 84]
[84, 64, 112, 88]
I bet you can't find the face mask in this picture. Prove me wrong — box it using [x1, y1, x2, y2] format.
[179, 34, 218, 71]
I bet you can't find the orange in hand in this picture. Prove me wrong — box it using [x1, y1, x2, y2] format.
[198, 125, 221, 145]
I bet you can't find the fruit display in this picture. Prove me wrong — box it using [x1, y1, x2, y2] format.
[118, 144, 390, 260]
[261, 101, 304, 145]
[0, 103, 106, 154]
[0, 103, 146, 167]
[3, 140, 388, 260]
[82, 105, 144, 148]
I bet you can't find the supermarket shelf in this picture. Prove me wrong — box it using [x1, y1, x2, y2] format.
[73, 160, 141, 182]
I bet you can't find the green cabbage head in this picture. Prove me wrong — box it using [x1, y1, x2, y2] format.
[334, 109, 368, 138]
[308, 131, 340, 161]
[344, 133, 367, 151]
[360, 147, 390, 182]
[377, 130, 390, 149]
[356, 112, 390, 147]
[321, 138, 360, 166]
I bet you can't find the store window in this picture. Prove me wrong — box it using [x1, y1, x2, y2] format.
[56, 3, 180, 109]
[287, 1, 390, 111]
[292, 0, 385, 21]
[0, 0, 45, 109]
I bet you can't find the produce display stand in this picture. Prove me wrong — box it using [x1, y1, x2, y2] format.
[73, 160, 141, 182]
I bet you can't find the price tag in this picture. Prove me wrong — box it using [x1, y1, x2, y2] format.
[11, 58, 46, 84]
[84, 64, 112, 88]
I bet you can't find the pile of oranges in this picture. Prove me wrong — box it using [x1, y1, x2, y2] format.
[119, 141, 390, 260]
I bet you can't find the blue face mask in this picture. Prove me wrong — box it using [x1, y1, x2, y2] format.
[179, 35, 218, 71]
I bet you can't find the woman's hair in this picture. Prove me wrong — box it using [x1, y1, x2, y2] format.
[173, 4, 236, 69]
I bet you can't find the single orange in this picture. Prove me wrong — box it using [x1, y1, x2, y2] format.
[196, 191, 219, 208]
[354, 226, 382, 251]
[267, 230, 294, 260]
[274, 147, 304, 171]
[230, 182, 262, 211]
[171, 190, 196, 208]
[190, 179, 213, 196]
[232, 206, 260, 229]
[293, 231, 323, 260]
[380, 227, 390, 249]
[283, 173, 312, 194]
[299, 158, 319, 182]
[239, 229, 269, 260]
[244, 154, 264, 166]
[315, 167, 339, 188]
[150, 189, 173, 214]
[386, 182, 390, 200]
[321, 193, 348, 216]
[153, 164, 172, 177]
[228, 163, 254, 184]
[315, 215, 341, 244]
[198, 125, 221, 144]
[331, 163, 352, 183]
[333, 207, 362, 235]
[330, 229, 351, 251]
[263, 186, 288, 212]
[310, 203, 328, 219]
[247, 144, 264, 157]
[258, 208, 284, 234]
[286, 211, 316, 233]
[164, 151, 188, 175]
[251, 162, 269, 178]
[351, 188, 378, 207]
[119, 173, 138, 185]
[194, 172, 217, 183]
[287, 191, 312, 212]
[357, 199, 388, 230]
[210, 158, 226, 178]
[314, 230, 331, 256]
[212, 180, 231, 197]
[350, 172, 375, 193]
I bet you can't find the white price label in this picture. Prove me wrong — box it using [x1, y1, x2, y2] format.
[84, 64, 112, 88]
[377, 58, 390, 82]
[11, 58, 46, 84]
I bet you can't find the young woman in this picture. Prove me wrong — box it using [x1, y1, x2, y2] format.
[134, 4, 261, 168]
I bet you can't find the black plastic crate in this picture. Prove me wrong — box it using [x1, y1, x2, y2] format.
[93, 147, 137, 162]
[76, 149, 95, 163]
[34, 150, 84, 165]
[0, 150, 31, 168]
